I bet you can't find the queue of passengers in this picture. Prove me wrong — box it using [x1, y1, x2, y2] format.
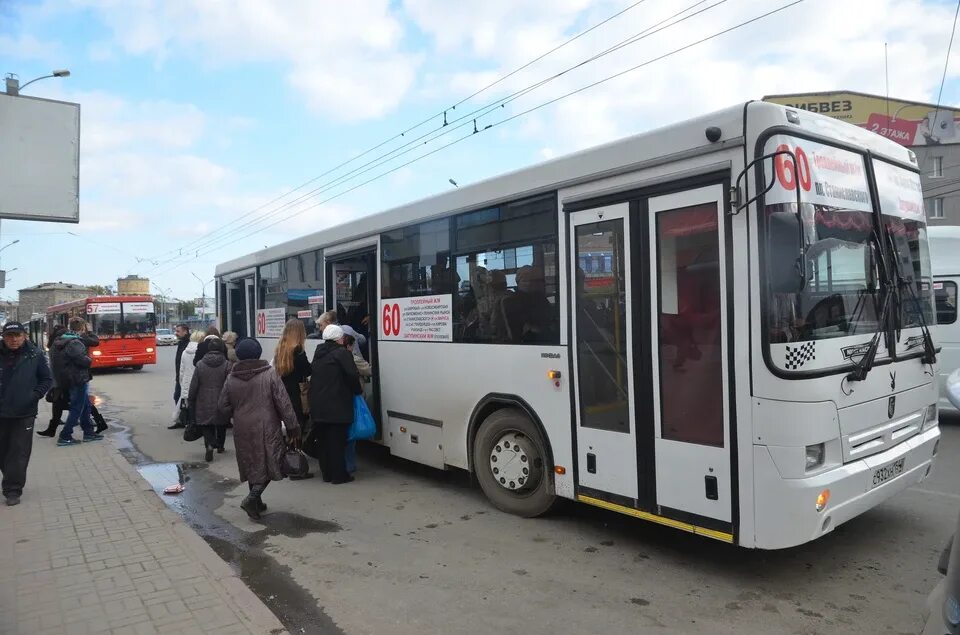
[169, 310, 368, 519]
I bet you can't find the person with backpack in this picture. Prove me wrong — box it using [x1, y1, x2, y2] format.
[53, 317, 103, 447]
[0, 321, 53, 505]
[37, 324, 107, 438]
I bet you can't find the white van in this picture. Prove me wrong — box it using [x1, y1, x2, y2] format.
[928, 226, 960, 412]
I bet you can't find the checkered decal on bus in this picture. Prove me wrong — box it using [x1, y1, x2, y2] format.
[784, 342, 816, 370]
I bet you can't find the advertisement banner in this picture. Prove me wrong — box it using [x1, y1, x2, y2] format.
[87, 303, 121, 314]
[297, 310, 312, 319]
[763, 135, 873, 212]
[871, 160, 924, 221]
[255, 308, 286, 338]
[308, 295, 323, 306]
[122, 302, 154, 314]
[379, 295, 452, 342]
[765, 92, 960, 146]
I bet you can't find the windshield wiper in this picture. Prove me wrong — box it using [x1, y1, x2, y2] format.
[846, 232, 893, 383]
[885, 231, 937, 365]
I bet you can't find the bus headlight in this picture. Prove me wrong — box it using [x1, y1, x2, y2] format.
[92, 350, 102, 356]
[146, 347, 154, 353]
[922, 404, 939, 431]
[805, 443, 825, 471]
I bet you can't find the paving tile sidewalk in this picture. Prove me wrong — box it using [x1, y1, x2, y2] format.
[0, 433, 286, 635]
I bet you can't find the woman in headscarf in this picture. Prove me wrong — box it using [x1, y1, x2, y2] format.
[219, 338, 299, 519]
[309, 324, 362, 484]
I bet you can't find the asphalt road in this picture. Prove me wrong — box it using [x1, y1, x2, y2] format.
[72, 346, 960, 635]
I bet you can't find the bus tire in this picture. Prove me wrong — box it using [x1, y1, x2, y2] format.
[130, 365, 143, 371]
[473, 408, 555, 518]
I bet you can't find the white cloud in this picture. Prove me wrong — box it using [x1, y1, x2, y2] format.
[71, 0, 421, 121]
[405, 0, 960, 154]
[0, 33, 62, 63]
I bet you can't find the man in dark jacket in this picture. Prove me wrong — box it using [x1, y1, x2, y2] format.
[309, 324, 362, 484]
[0, 321, 53, 505]
[54, 317, 102, 447]
[170, 323, 190, 429]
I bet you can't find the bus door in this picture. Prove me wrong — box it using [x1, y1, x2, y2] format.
[226, 274, 255, 338]
[570, 204, 640, 501]
[326, 250, 381, 431]
[647, 184, 731, 526]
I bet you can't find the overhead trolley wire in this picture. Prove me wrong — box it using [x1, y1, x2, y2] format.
[141, 0, 654, 264]
[143, 0, 727, 274]
[149, 0, 805, 277]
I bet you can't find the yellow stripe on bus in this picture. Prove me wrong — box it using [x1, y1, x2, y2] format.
[576, 495, 734, 544]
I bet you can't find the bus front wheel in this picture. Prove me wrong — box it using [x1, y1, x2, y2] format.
[130, 365, 143, 371]
[473, 408, 555, 518]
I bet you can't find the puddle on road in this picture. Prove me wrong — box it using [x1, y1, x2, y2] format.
[133, 458, 344, 634]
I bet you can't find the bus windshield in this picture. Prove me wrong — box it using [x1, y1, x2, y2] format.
[873, 159, 934, 330]
[763, 135, 882, 352]
[121, 302, 155, 335]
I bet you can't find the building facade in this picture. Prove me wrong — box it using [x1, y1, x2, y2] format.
[764, 91, 960, 226]
[18, 282, 94, 321]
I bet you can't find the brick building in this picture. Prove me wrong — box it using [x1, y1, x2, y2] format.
[18, 282, 94, 321]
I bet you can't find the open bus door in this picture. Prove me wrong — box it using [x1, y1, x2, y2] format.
[326, 249, 381, 434]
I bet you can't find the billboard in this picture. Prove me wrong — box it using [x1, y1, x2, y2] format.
[764, 91, 960, 147]
[0, 93, 80, 222]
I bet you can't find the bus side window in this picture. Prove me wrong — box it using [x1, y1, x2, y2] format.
[936, 281, 957, 325]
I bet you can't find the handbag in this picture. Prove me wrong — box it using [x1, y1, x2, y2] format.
[348, 395, 376, 442]
[281, 446, 310, 478]
[183, 423, 203, 442]
[45, 387, 61, 404]
[302, 427, 322, 459]
[299, 379, 311, 416]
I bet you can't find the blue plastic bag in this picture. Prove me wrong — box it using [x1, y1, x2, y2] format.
[348, 395, 376, 442]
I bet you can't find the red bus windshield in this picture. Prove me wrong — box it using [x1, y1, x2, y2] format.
[86, 301, 155, 337]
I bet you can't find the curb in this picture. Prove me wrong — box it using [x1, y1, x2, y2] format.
[104, 439, 288, 635]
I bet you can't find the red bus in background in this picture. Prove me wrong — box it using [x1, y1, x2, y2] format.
[45, 295, 157, 369]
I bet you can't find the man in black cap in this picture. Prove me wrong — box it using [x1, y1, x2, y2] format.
[0, 321, 52, 505]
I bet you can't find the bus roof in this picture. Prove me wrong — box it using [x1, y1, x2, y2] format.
[216, 100, 917, 277]
[46, 295, 153, 314]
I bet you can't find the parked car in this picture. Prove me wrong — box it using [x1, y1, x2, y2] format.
[155, 328, 177, 346]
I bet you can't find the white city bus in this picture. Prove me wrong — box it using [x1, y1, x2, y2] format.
[928, 226, 960, 412]
[215, 101, 941, 549]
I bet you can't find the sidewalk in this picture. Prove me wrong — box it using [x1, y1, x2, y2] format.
[0, 431, 287, 635]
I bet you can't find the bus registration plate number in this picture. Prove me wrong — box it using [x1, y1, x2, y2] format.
[117, 356, 133, 362]
[871, 458, 905, 489]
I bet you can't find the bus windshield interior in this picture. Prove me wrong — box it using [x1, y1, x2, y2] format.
[122, 311, 156, 335]
[765, 202, 882, 344]
[88, 312, 122, 337]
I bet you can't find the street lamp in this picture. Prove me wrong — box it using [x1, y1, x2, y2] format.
[0, 240, 20, 254]
[192, 273, 214, 325]
[4, 69, 70, 96]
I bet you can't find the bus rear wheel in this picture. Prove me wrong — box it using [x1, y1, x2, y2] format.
[473, 408, 555, 518]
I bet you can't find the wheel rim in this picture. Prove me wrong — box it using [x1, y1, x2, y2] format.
[489, 431, 542, 492]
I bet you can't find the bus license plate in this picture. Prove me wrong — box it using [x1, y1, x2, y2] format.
[871, 458, 905, 489]
[117, 356, 133, 361]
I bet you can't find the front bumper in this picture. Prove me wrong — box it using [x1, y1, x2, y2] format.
[753, 426, 940, 549]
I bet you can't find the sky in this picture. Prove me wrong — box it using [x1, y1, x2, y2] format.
[2, 0, 960, 304]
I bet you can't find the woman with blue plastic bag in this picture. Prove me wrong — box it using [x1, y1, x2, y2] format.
[341, 333, 375, 474]
[309, 325, 362, 484]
